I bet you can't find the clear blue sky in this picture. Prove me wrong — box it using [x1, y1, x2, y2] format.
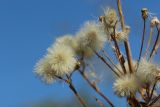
[0, 0, 160, 107]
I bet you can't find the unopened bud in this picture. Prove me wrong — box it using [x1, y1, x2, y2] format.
[141, 8, 148, 19]
[150, 17, 160, 27]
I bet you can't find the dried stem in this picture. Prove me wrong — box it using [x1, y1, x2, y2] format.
[94, 96, 105, 107]
[116, 0, 134, 73]
[149, 26, 160, 61]
[94, 51, 120, 77]
[148, 81, 158, 104]
[145, 27, 153, 57]
[137, 19, 146, 68]
[55, 75, 88, 107]
[102, 49, 123, 74]
[79, 69, 114, 107]
[127, 94, 141, 107]
[110, 29, 127, 74]
[148, 95, 160, 106]
[69, 82, 88, 107]
[99, 16, 127, 74]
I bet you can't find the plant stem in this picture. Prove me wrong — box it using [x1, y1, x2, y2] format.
[55, 75, 88, 107]
[148, 95, 160, 106]
[94, 96, 105, 107]
[110, 32, 127, 74]
[69, 82, 88, 107]
[149, 26, 160, 61]
[102, 49, 123, 75]
[145, 27, 153, 57]
[137, 18, 146, 70]
[79, 70, 114, 107]
[148, 81, 157, 104]
[94, 51, 120, 77]
[127, 94, 141, 107]
[117, 0, 134, 73]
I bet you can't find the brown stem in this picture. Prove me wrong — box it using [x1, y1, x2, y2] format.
[94, 96, 105, 107]
[117, 0, 134, 73]
[145, 27, 153, 57]
[99, 15, 127, 74]
[102, 49, 123, 75]
[137, 19, 146, 71]
[148, 81, 157, 104]
[55, 75, 88, 107]
[127, 94, 141, 107]
[79, 70, 114, 107]
[110, 33, 127, 74]
[69, 83, 88, 107]
[117, 0, 125, 30]
[148, 95, 160, 106]
[149, 26, 160, 61]
[94, 51, 120, 77]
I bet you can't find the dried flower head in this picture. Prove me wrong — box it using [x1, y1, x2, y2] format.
[104, 8, 117, 27]
[115, 31, 128, 42]
[137, 58, 159, 86]
[47, 45, 77, 75]
[141, 8, 148, 19]
[150, 17, 160, 27]
[34, 56, 56, 84]
[113, 74, 139, 97]
[76, 21, 106, 58]
[116, 25, 130, 41]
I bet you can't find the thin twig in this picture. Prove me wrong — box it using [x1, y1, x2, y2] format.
[101, 49, 123, 75]
[127, 93, 141, 107]
[79, 69, 114, 107]
[144, 27, 153, 57]
[148, 80, 158, 104]
[94, 96, 105, 107]
[69, 82, 88, 107]
[94, 51, 120, 77]
[55, 75, 88, 107]
[137, 18, 146, 70]
[99, 16, 127, 74]
[110, 28, 127, 74]
[149, 26, 160, 61]
[117, 0, 134, 73]
[148, 95, 160, 106]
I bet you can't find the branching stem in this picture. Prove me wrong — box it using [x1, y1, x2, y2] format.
[117, 0, 134, 73]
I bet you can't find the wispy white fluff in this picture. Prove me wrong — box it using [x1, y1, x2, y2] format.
[34, 56, 56, 84]
[115, 31, 128, 42]
[113, 74, 139, 97]
[55, 35, 78, 51]
[76, 21, 106, 58]
[47, 45, 77, 75]
[104, 8, 117, 27]
[137, 58, 159, 86]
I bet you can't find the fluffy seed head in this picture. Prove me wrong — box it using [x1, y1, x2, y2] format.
[137, 58, 159, 86]
[104, 8, 117, 27]
[34, 56, 56, 84]
[47, 45, 77, 75]
[76, 21, 106, 58]
[115, 31, 128, 42]
[113, 74, 139, 97]
[150, 17, 160, 27]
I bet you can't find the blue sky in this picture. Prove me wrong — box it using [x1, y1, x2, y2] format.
[0, 0, 160, 107]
